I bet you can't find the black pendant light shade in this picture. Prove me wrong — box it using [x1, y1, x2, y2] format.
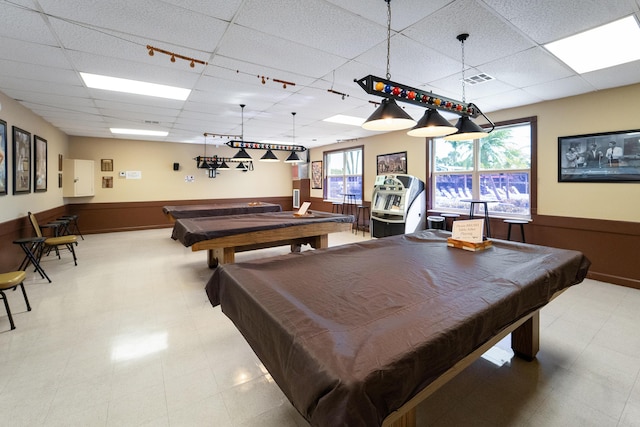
[233, 147, 252, 159]
[444, 116, 489, 141]
[284, 151, 302, 163]
[362, 98, 416, 131]
[260, 149, 279, 162]
[407, 109, 457, 137]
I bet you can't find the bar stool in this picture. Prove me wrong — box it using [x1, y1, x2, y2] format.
[440, 213, 460, 231]
[461, 199, 498, 237]
[342, 194, 357, 216]
[332, 202, 343, 213]
[355, 205, 370, 236]
[504, 219, 529, 243]
[0, 271, 31, 330]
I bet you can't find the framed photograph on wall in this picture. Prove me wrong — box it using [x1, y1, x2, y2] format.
[101, 158, 113, 172]
[376, 151, 407, 175]
[0, 119, 7, 196]
[311, 160, 323, 189]
[558, 129, 640, 182]
[34, 135, 47, 192]
[13, 126, 31, 194]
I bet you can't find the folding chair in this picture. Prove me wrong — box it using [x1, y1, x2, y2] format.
[28, 212, 78, 266]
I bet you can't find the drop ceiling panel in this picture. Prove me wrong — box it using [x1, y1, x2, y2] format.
[217, 25, 348, 79]
[404, 0, 535, 66]
[522, 76, 596, 101]
[235, 0, 385, 58]
[480, 47, 574, 88]
[38, 0, 229, 51]
[483, 0, 640, 43]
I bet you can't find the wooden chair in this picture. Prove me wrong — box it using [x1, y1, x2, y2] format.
[0, 271, 31, 330]
[28, 212, 78, 266]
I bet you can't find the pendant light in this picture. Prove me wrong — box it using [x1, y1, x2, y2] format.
[285, 112, 303, 163]
[445, 34, 489, 141]
[361, 0, 416, 131]
[232, 104, 253, 159]
[407, 108, 457, 137]
[217, 160, 230, 170]
[260, 149, 279, 162]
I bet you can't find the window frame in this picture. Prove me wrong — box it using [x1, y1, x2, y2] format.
[428, 117, 537, 219]
[323, 145, 364, 203]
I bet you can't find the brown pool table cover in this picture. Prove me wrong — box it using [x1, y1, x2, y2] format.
[172, 211, 354, 247]
[205, 231, 590, 427]
[162, 202, 282, 219]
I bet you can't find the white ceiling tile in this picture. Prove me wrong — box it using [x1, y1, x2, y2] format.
[480, 47, 574, 87]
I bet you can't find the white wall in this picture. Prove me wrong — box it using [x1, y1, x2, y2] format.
[68, 136, 293, 203]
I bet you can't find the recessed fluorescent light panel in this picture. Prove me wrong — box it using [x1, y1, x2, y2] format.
[544, 15, 640, 74]
[80, 72, 191, 100]
[323, 114, 366, 126]
[110, 128, 168, 137]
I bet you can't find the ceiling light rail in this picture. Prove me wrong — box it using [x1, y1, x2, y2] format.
[147, 45, 208, 68]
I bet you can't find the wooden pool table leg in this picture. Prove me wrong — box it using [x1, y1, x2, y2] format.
[511, 311, 540, 361]
[207, 248, 236, 268]
[388, 407, 416, 427]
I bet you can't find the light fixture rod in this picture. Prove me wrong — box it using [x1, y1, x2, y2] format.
[385, 0, 392, 79]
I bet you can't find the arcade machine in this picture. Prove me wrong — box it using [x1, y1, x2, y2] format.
[370, 174, 426, 238]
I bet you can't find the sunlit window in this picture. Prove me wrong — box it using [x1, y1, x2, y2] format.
[432, 120, 533, 218]
[324, 146, 363, 202]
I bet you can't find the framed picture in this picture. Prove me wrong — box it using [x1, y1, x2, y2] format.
[13, 126, 31, 194]
[58, 154, 63, 171]
[376, 151, 407, 175]
[311, 160, 323, 189]
[102, 176, 113, 188]
[0, 119, 7, 196]
[101, 158, 113, 172]
[34, 135, 47, 192]
[58, 173, 63, 188]
[558, 129, 640, 182]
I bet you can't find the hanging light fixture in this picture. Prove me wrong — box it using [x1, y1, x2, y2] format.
[285, 112, 303, 163]
[407, 108, 457, 137]
[217, 160, 230, 170]
[232, 104, 253, 159]
[233, 147, 252, 159]
[260, 149, 279, 162]
[444, 34, 492, 141]
[361, 0, 416, 131]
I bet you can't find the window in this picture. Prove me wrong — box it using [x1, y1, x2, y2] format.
[431, 119, 533, 218]
[324, 146, 363, 202]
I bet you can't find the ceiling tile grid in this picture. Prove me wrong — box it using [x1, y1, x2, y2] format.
[0, 0, 638, 147]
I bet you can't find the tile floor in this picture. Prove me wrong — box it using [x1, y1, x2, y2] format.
[0, 228, 639, 426]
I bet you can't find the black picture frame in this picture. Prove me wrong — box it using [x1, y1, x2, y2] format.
[13, 126, 31, 194]
[558, 129, 640, 182]
[376, 151, 407, 175]
[0, 119, 7, 196]
[34, 135, 47, 192]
